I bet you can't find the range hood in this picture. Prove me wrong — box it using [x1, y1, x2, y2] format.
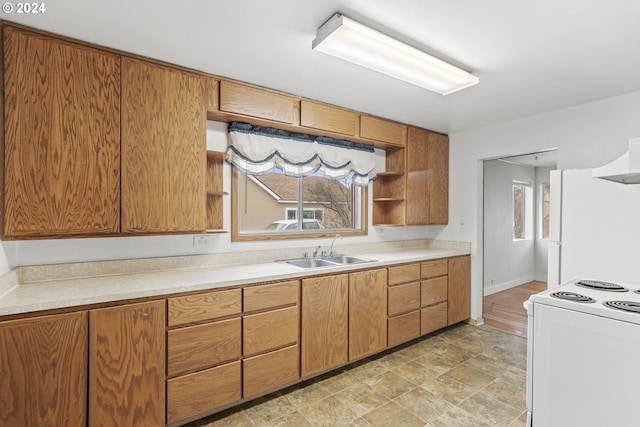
[592, 138, 640, 184]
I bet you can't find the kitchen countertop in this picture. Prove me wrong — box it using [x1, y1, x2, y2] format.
[0, 243, 470, 317]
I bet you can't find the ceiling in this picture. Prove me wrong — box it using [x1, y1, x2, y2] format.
[8, 0, 640, 134]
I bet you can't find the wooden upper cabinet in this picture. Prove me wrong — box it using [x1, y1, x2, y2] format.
[220, 80, 298, 124]
[3, 26, 121, 238]
[406, 127, 430, 225]
[428, 131, 449, 225]
[406, 127, 449, 225]
[0, 311, 88, 427]
[300, 100, 360, 137]
[360, 115, 407, 147]
[121, 57, 207, 233]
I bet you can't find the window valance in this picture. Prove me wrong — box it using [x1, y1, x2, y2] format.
[226, 122, 377, 186]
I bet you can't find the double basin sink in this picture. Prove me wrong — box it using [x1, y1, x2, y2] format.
[280, 255, 376, 269]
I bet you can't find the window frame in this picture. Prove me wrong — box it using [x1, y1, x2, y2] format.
[512, 180, 531, 241]
[540, 181, 550, 239]
[231, 168, 368, 241]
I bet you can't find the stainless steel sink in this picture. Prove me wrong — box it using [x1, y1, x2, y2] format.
[279, 255, 376, 269]
[283, 258, 338, 269]
[322, 255, 375, 265]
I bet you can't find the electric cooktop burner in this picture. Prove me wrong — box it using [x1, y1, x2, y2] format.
[603, 301, 640, 314]
[551, 291, 595, 303]
[576, 280, 628, 292]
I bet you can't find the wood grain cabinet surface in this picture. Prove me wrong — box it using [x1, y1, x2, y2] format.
[300, 99, 360, 136]
[3, 26, 121, 238]
[301, 274, 348, 377]
[387, 263, 422, 346]
[0, 311, 88, 427]
[448, 255, 471, 325]
[219, 80, 298, 124]
[360, 115, 407, 147]
[89, 300, 166, 427]
[121, 57, 209, 233]
[349, 268, 388, 360]
[167, 288, 241, 327]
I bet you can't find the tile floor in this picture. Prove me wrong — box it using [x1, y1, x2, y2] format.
[185, 324, 527, 427]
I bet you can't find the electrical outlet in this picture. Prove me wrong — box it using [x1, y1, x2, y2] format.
[193, 235, 211, 247]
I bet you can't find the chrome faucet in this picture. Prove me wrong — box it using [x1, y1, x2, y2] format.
[329, 234, 342, 256]
[312, 245, 321, 258]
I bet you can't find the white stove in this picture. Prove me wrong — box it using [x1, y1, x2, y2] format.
[526, 278, 640, 427]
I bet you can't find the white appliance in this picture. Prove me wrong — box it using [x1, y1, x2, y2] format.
[525, 278, 640, 426]
[547, 168, 640, 287]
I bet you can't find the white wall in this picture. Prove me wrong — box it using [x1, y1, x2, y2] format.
[439, 89, 640, 322]
[483, 159, 536, 295]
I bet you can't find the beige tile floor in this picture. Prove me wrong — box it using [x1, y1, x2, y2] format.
[185, 324, 527, 427]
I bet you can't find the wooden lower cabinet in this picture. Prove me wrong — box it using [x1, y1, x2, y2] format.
[349, 268, 388, 360]
[243, 306, 298, 357]
[167, 318, 241, 377]
[243, 345, 299, 398]
[388, 311, 421, 346]
[167, 361, 241, 425]
[0, 311, 88, 427]
[301, 274, 348, 377]
[421, 303, 448, 335]
[89, 301, 166, 427]
[448, 255, 471, 325]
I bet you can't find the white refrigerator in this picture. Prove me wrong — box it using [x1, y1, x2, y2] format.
[548, 168, 640, 287]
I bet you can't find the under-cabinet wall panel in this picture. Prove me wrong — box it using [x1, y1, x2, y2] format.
[3, 26, 121, 237]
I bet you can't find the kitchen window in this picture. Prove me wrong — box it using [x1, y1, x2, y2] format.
[232, 169, 365, 240]
[513, 180, 532, 240]
[540, 181, 550, 238]
[226, 122, 372, 241]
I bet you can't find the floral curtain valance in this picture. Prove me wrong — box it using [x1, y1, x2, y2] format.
[226, 122, 377, 186]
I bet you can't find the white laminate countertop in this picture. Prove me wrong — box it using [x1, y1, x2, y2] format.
[0, 247, 470, 317]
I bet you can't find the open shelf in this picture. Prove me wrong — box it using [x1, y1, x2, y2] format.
[206, 151, 227, 232]
[372, 147, 406, 226]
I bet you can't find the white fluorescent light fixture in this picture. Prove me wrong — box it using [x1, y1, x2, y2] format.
[312, 13, 479, 95]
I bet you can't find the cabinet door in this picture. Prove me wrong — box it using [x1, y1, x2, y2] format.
[89, 301, 165, 427]
[300, 100, 359, 136]
[406, 127, 430, 225]
[301, 274, 348, 377]
[122, 57, 207, 233]
[349, 268, 387, 360]
[0, 312, 87, 427]
[428, 132, 449, 224]
[3, 26, 120, 237]
[448, 256, 471, 325]
[219, 80, 297, 124]
[360, 115, 407, 147]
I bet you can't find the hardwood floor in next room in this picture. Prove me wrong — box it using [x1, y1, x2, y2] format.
[483, 281, 547, 337]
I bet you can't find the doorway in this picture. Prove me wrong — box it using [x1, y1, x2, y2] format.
[482, 150, 557, 336]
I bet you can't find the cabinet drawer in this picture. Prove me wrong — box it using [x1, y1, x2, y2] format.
[421, 259, 448, 278]
[220, 80, 297, 124]
[421, 277, 448, 307]
[421, 303, 448, 335]
[360, 115, 407, 147]
[167, 361, 241, 425]
[388, 311, 420, 346]
[243, 306, 299, 356]
[168, 288, 241, 326]
[243, 345, 299, 398]
[167, 318, 241, 377]
[300, 100, 360, 136]
[388, 263, 421, 285]
[243, 280, 299, 312]
[388, 281, 420, 316]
